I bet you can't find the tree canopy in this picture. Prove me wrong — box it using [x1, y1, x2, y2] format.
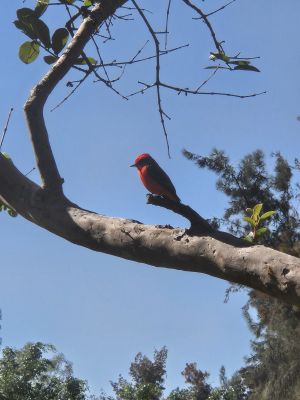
[0, 342, 87, 399]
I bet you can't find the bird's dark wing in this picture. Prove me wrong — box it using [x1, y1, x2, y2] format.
[148, 159, 178, 196]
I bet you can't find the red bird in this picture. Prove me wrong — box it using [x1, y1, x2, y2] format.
[131, 153, 180, 202]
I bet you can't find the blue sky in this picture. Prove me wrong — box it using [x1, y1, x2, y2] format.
[0, 0, 300, 395]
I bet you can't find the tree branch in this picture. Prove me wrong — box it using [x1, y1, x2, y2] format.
[2, 0, 299, 308]
[23, 0, 128, 193]
[182, 0, 224, 54]
[132, 0, 171, 157]
[146, 194, 214, 234]
[1, 154, 300, 306]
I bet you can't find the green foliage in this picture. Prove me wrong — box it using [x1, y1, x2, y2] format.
[0, 342, 88, 399]
[183, 149, 300, 247]
[208, 387, 241, 400]
[14, 5, 69, 64]
[243, 203, 276, 242]
[207, 53, 260, 72]
[14, 2, 98, 65]
[105, 347, 167, 400]
[15, 8, 51, 48]
[184, 148, 300, 399]
[19, 41, 40, 64]
[44, 55, 58, 64]
[35, 0, 49, 18]
[52, 28, 69, 55]
[99, 349, 249, 400]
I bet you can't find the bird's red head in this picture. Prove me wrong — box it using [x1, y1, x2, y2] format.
[131, 153, 153, 169]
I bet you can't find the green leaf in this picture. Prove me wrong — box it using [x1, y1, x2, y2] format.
[74, 57, 97, 65]
[83, 0, 92, 5]
[14, 19, 37, 40]
[34, 0, 49, 17]
[15, 9, 51, 48]
[243, 216, 255, 226]
[245, 208, 253, 214]
[228, 60, 251, 66]
[256, 227, 268, 237]
[244, 234, 254, 243]
[260, 210, 276, 220]
[252, 203, 263, 221]
[233, 64, 260, 72]
[32, 17, 51, 48]
[17, 8, 35, 20]
[8, 209, 17, 218]
[19, 41, 40, 64]
[204, 66, 230, 70]
[52, 28, 69, 54]
[2, 152, 11, 159]
[43, 55, 58, 64]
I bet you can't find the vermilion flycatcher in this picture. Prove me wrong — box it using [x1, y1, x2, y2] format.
[131, 153, 180, 202]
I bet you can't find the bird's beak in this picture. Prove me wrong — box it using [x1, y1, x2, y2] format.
[130, 163, 136, 167]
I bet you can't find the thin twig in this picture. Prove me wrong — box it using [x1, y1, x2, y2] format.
[94, 44, 189, 68]
[164, 0, 172, 49]
[51, 73, 90, 112]
[160, 82, 267, 98]
[91, 35, 111, 82]
[196, 65, 221, 91]
[132, 0, 171, 158]
[182, 0, 224, 54]
[128, 80, 266, 99]
[65, 5, 128, 100]
[200, 0, 236, 19]
[0, 108, 13, 150]
[25, 167, 36, 177]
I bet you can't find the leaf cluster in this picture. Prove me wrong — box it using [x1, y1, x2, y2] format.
[183, 148, 300, 249]
[184, 147, 300, 399]
[14, 1, 70, 64]
[243, 204, 276, 242]
[99, 348, 247, 400]
[207, 52, 260, 73]
[0, 342, 88, 399]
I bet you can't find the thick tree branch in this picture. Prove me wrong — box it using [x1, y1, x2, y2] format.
[1, 154, 300, 306]
[1, 0, 300, 308]
[24, 0, 128, 193]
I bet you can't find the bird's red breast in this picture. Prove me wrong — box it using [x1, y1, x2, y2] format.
[132, 154, 180, 202]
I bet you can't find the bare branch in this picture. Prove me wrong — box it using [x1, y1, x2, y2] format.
[160, 82, 267, 98]
[50, 73, 90, 112]
[0, 108, 13, 150]
[94, 43, 189, 68]
[132, 0, 171, 158]
[128, 80, 266, 99]
[182, 0, 224, 54]
[164, 0, 172, 49]
[201, 0, 237, 19]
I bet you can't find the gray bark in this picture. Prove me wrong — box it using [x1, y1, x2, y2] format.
[1, 0, 300, 306]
